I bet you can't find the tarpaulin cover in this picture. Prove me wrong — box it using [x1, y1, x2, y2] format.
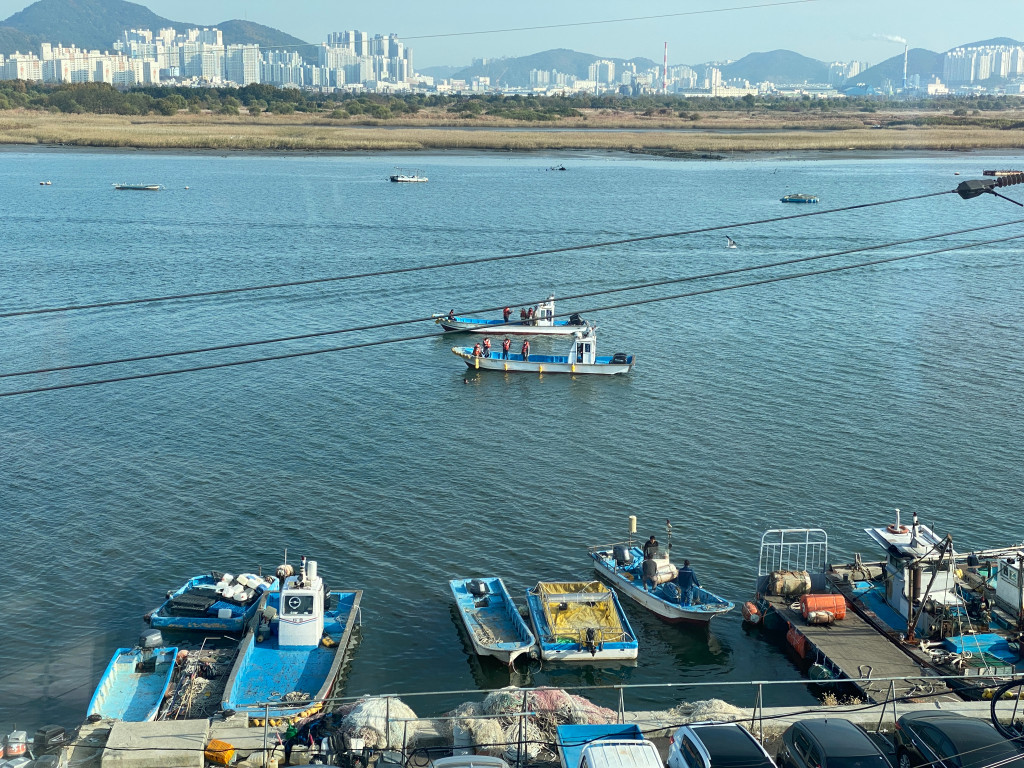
[537, 582, 624, 640]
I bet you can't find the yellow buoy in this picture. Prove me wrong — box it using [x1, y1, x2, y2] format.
[474, 358, 479, 369]
[571, 364, 576, 373]
[538, 365, 543, 373]
[504, 363, 508, 371]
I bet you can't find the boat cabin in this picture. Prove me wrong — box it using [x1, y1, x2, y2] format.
[864, 512, 961, 631]
[571, 329, 597, 364]
[994, 552, 1024, 615]
[279, 559, 325, 647]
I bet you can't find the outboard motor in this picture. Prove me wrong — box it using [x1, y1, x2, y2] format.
[612, 353, 628, 364]
[612, 545, 633, 566]
[137, 629, 163, 672]
[569, 313, 585, 325]
[468, 579, 490, 597]
[584, 627, 598, 656]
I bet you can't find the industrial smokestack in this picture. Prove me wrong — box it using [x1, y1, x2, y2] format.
[903, 44, 908, 92]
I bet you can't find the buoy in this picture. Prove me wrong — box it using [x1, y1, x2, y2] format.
[474, 358, 479, 369]
[786, 625, 808, 658]
[806, 610, 836, 625]
[504, 363, 508, 371]
[538, 365, 543, 373]
[741, 601, 761, 624]
[571, 364, 576, 372]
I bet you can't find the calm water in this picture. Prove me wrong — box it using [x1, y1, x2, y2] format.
[1, 146, 1023, 733]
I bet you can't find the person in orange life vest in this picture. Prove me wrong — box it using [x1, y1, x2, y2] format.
[503, 306, 512, 322]
[482, 338, 492, 356]
[521, 339, 530, 360]
[520, 307, 528, 321]
[472, 342, 482, 357]
[501, 337, 511, 359]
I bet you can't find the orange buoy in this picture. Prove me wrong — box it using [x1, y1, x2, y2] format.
[742, 601, 761, 624]
[887, 524, 909, 534]
[786, 625, 808, 658]
[799, 593, 846, 620]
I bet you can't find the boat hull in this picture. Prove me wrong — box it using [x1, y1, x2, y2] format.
[590, 547, 734, 625]
[450, 578, 536, 665]
[454, 349, 633, 375]
[436, 317, 584, 336]
[87, 646, 178, 722]
[221, 590, 361, 717]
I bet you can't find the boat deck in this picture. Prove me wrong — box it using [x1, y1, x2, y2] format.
[762, 594, 955, 702]
[462, 598, 524, 645]
[90, 652, 176, 721]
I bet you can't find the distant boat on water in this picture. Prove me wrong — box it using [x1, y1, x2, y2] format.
[113, 183, 162, 191]
[780, 193, 818, 203]
[389, 168, 427, 183]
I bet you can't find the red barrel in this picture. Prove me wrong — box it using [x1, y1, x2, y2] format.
[786, 625, 807, 658]
[800, 593, 846, 620]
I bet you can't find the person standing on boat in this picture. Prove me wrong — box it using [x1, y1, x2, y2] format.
[642, 535, 659, 559]
[642, 553, 659, 592]
[448, 309, 456, 321]
[676, 560, 700, 605]
[502, 337, 511, 359]
[503, 306, 512, 322]
[472, 342, 483, 357]
[521, 339, 530, 361]
[482, 337, 492, 357]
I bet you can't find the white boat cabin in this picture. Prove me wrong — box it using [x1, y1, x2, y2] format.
[865, 511, 961, 631]
[279, 558, 325, 647]
[994, 551, 1024, 615]
[571, 330, 597, 364]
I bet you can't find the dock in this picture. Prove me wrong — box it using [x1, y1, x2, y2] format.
[761, 594, 956, 703]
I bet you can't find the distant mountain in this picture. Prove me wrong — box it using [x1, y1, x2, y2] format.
[720, 49, 829, 84]
[418, 64, 462, 81]
[447, 48, 659, 88]
[0, 0, 308, 56]
[959, 37, 1023, 48]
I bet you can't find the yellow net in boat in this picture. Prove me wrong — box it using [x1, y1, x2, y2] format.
[535, 582, 625, 642]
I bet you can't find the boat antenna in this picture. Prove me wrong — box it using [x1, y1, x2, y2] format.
[666, 519, 672, 554]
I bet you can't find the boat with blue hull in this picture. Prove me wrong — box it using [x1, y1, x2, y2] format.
[435, 297, 587, 336]
[450, 577, 537, 667]
[221, 558, 361, 719]
[453, 327, 634, 376]
[525, 581, 638, 661]
[589, 536, 734, 626]
[146, 572, 271, 633]
[86, 630, 178, 722]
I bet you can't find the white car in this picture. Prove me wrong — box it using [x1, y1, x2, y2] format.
[668, 722, 777, 768]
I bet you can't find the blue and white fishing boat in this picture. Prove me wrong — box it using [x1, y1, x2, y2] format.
[525, 581, 638, 661]
[780, 193, 818, 203]
[221, 557, 362, 719]
[589, 519, 734, 626]
[453, 327, 634, 375]
[450, 577, 537, 667]
[145, 572, 271, 633]
[86, 630, 178, 722]
[435, 297, 587, 336]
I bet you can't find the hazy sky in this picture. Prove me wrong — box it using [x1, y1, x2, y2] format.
[1, 0, 1020, 68]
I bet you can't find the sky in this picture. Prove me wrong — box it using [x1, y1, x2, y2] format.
[0, 0, 1020, 69]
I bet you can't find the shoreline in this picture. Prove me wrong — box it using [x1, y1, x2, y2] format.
[3, 110, 1024, 155]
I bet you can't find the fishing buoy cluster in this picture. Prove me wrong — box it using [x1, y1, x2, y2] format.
[250, 701, 323, 727]
[216, 573, 261, 603]
[741, 601, 761, 624]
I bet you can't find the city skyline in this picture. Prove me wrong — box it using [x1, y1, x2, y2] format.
[0, 0, 1019, 69]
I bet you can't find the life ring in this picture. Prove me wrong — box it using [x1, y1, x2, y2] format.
[887, 524, 909, 534]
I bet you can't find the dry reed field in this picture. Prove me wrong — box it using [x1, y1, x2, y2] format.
[1, 110, 1023, 154]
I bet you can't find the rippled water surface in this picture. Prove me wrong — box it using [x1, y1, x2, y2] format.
[2, 147, 1023, 731]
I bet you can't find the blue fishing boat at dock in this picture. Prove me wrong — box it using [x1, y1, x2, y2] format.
[525, 581, 638, 661]
[145, 571, 271, 633]
[86, 630, 178, 722]
[221, 557, 362, 720]
[450, 577, 537, 667]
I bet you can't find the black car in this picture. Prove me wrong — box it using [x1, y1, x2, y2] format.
[776, 718, 892, 768]
[894, 711, 1024, 768]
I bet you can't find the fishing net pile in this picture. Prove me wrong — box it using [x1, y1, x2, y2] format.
[440, 687, 616, 761]
[668, 698, 745, 723]
[336, 697, 419, 750]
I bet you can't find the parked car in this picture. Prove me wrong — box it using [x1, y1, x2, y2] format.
[894, 711, 1024, 768]
[668, 721, 776, 768]
[776, 718, 892, 768]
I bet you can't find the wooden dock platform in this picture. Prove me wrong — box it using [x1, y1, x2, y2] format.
[762, 595, 957, 703]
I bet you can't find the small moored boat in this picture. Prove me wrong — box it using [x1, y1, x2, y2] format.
[145, 571, 272, 633]
[86, 629, 178, 722]
[524, 581, 638, 661]
[221, 557, 361, 719]
[449, 577, 537, 666]
[453, 327, 634, 376]
[113, 183, 162, 191]
[390, 168, 428, 183]
[435, 297, 587, 336]
[589, 519, 734, 625]
[780, 193, 818, 203]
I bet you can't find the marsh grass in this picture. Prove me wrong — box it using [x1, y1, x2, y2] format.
[1, 111, 1022, 153]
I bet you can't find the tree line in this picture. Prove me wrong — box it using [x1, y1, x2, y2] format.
[0, 80, 1021, 120]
